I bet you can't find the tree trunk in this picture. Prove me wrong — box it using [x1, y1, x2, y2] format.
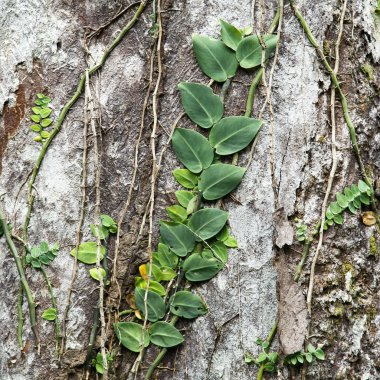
[0, 0, 379, 379]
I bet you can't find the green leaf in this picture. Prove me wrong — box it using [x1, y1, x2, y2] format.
[330, 202, 342, 215]
[353, 197, 361, 208]
[344, 187, 355, 201]
[307, 343, 316, 353]
[41, 307, 57, 321]
[135, 287, 165, 322]
[36, 93, 45, 99]
[172, 128, 214, 173]
[178, 82, 223, 129]
[155, 243, 178, 269]
[30, 124, 41, 132]
[186, 195, 199, 215]
[166, 205, 188, 223]
[188, 208, 228, 241]
[358, 179, 370, 194]
[32, 106, 41, 114]
[39, 241, 49, 253]
[224, 236, 238, 248]
[146, 263, 164, 282]
[209, 116, 262, 155]
[70, 242, 106, 264]
[40, 108, 52, 118]
[360, 193, 370, 205]
[192, 34, 238, 82]
[325, 209, 334, 220]
[160, 221, 195, 257]
[216, 226, 229, 241]
[31, 114, 41, 123]
[305, 352, 313, 363]
[211, 241, 228, 263]
[297, 354, 304, 364]
[39, 254, 51, 265]
[40, 131, 50, 139]
[135, 277, 166, 296]
[90, 224, 109, 240]
[314, 348, 325, 360]
[257, 353, 267, 363]
[336, 192, 348, 208]
[183, 253, 221, 282]
[89, 267, 107, 282]
[101, 214, 115, 227]
[160, 266, 177, 281]
[333, 214, 343, 225]
[348, 202, 357, 214]
[173, 169, 198, 189]
[149, 321, 184, 348]
[175, 190, 194, 208]
[169, 291, 208, 319]
[31, 247, 40, 258]
[34, 100, 43, 106]
[198, 164, 245, 200]
[220, 19, 244, 50]
[351, 184, 361, 197]
[40, 118, 52, 127]
[236, 34, 278, 69]
[114, 322, 150, 352]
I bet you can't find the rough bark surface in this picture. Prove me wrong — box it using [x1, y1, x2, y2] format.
[0, 0, 379, 379]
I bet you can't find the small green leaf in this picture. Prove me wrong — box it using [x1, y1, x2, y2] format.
[39, 241, 48, 254]
[30, 124, 41, 132]
[32, 106, 41, 114]
[135, 277, 166, 296]
[188, 208, 228, 241]
[360, 193, 370, 205]
[358, 180, 370, 194]
[159, 221, 195, 257]
[40, 131, 50, 139]
[173, 169, 198, 189]
[305, 352, 313, 363]
[192, 34, 238, 82]
[41, 307, 57, 321]
[175, 190, 195, 208]
[40, 108, 52, 118]
[114, 322, 150, 352]
[344, 187, 355, 201]
[209, 116, 262, 155]
[336, 192, 348, 208]
[178, 82, 223, 129]
[170, 290, 208, 319]
[40, 118, 52, 127]
[135, 287, 165, 322]
[333, 214, 343, 225]
[34, 100, 43, 106]
[166, 205, 188, 223]
[297, 354, 304, 364]
[39, 254, 51, 265]
[330, 202, 342, 215]
[160, 266, 177, 281]
[198, 164, 245, 200]
[348, 202, 357, 214]
[325, 209, 334, 220]
[31, 114, 41, 123]
[34, 135, 43, 142]
[149, 321, 184, 348]
[89, 267, 107, 282]
[90, 224, 109, 240]
[186, 195, 199, 215]
[224, 236, 238, 248]
[100, 214, 114, 227]
[36, 93, 45, 99]
[353, 197, 361, 208]
[307, 343, 316, 353]
[211, 241, 228, 263]
[41, 96, 51, 104]
[314, 348, 325, 361]
[31, 247, 40, 258]
[236, 34, 278, 69]
[291, 356, 298, 365]
[220, 19, 244, 50]
[183, 253, 221, 282]
[257, 353, 267, 363]
[70, 242, 106, 264]
[146, 263, 164, 282]
[216, 226, 229, 242]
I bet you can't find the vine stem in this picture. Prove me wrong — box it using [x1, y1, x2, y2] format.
[0, 205, 39, 345]
[40, 267, 60, 354]
[305, 0, 347, 315]
[256, 320, 278, 380]
[289, 0, 374, 195]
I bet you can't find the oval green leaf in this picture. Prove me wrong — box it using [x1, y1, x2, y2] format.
[236, 34, 278, 69]
[159, 221, 195, 257]
[70, 242, 106, 264]
[198, 164, 245, 200]
[209, 116, 262, 155]
[183, 253, 221, 282]
[192, 34, 238, 82]
[188, 208, 228, 241]
[220, 19, 243, 50]
[175, 190, 195, 208]
[135, 277, 166, 296]
[172, 128, 214, 173]
[169, 290, 208, 319]
[89, 267, 107, 281]
[41, 307, 57, 321]
[172, 169, 198, 189]
[178, 82, 223, 129]
[135, 287, 166, 322]
[155, 243, 178, 269]
[166, 205, 188, 223]
[149, 321, 184, 348]
[114, 322, 150, 352]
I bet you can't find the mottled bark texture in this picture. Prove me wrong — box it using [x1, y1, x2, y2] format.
[0, 0, 379, 379]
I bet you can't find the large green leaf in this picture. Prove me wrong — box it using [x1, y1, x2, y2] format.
[209, 116, 262, 155]
[154, 243, 178, 269]
[70, 242, 106, 264]
[220, 19, 244, 50]
[172, 128, 214, 173]
[183, 253, 221, 282]
[134, 287, 166, 322]
[114, 322, 150, 352]
[149, 321, 184, 348]
[236, 34, 278, 69]
[192, 34, 238, 82]
[159, 221, 195, 257]
[178, 82, 223, 129]
[198, 164, 245, 200]
[188, 208, 228, 241]
[172, 169, 198, 189]
[169, 290, 208, 319]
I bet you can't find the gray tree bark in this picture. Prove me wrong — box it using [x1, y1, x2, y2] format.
[0, 0, 379, 379]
